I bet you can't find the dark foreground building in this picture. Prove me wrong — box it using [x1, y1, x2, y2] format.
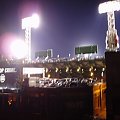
[0, 83, 106, 120]
[0, 87, 93, 120]
[105, 52, 120, 120]
[0, 86, 93, 120]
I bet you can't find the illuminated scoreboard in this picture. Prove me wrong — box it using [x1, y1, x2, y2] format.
[0, 64, 20, 89]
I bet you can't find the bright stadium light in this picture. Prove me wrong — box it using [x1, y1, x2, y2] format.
[22, 13, 40, 29]
[10, 40, 27, 59]
[98, 1, 120, 14]
[31, 14, 40, 28]
[22, 13, 40, 61]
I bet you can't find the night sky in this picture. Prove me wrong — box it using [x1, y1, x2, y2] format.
[0, 0, 120, 59]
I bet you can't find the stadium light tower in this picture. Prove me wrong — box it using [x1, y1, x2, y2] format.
[98, 1, 120, 51]
[22, 14, 40, 61]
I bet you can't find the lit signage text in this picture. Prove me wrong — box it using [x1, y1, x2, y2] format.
[0, 68, 17, 73]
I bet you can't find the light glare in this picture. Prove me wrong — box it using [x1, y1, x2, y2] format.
[22, 13, 40, 29]
[98, 1, 120, 14]
[10, 40, 27, 59]
[31, 14, 40, 28]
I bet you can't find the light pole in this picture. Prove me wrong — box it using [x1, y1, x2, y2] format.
[22, 14, 39, 62]
[98, 1, 120, 51]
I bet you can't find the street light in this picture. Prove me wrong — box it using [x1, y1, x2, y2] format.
[22, 13, 40, 61]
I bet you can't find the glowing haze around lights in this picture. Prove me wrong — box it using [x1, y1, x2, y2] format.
[10, 40, 28, 59]
[98, 1, 120, 14]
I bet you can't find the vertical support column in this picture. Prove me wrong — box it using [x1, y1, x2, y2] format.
[25, 27, 31, 61]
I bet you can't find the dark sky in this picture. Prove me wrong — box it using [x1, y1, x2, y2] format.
[0, 0, 120, 59]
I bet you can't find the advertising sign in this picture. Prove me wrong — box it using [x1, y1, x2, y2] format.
[75, 45, 98, 55]
[0, 64, 20, 88]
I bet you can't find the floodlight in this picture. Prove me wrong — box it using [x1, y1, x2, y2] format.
[31, 14, 40, 28]
[22, 17, 30, 29]
[98, 1, 120, 14]
[10, 40, 27, 59]
[22, 14, 40, 29]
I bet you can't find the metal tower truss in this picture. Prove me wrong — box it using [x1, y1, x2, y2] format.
[106, 11, 119, 51]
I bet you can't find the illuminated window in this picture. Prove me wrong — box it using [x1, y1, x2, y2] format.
[48, 74, 51, 78]
[90, 72, 94, 77]
[66, 67, 69, 72]
[89, 66, 93, 72]
[82, 69, 84, 73]
[102, 68, 105, 72]
[101, 72, 104, 77]
[55, 68, 58, 72]
[77, 67, 80, 72]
